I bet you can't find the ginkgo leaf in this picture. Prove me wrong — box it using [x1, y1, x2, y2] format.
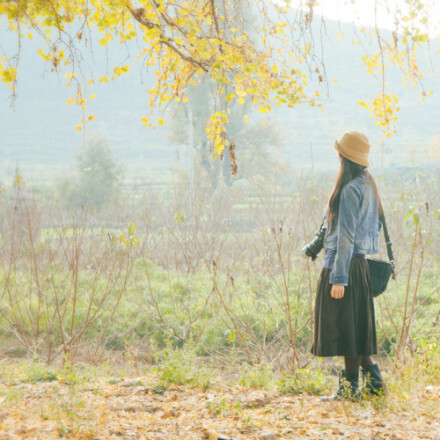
[113, 66, 130, 76]
[38, 47, 48, 60]
[258, 106, 270, 114]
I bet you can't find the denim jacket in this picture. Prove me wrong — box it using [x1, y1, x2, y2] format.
[324, 172, 381, 286]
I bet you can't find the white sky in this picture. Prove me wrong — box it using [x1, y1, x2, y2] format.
[288, 0, 440, 34]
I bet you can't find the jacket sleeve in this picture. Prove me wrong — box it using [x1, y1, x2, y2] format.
[330, 182, 362, 286]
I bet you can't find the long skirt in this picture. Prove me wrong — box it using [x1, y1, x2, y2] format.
[311, 255, 377, 357]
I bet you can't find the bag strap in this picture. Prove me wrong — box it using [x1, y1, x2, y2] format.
[379, 210, 396, 279]
[370, 172, 396, 279]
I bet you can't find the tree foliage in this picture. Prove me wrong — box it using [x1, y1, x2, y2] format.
[1, 0, 439, 150]
[58, 137, 122, 209]
[168, 81, 285, 188]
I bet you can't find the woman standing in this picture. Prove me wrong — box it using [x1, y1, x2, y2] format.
[304, 131, 385, 400]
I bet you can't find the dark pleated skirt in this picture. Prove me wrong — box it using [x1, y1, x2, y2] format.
[311, 255, 377, 357]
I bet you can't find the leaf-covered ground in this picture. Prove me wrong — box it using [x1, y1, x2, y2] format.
[0, 372, 439, 440]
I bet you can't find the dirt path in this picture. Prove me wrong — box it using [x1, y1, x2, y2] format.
[0, 376, 439, 439]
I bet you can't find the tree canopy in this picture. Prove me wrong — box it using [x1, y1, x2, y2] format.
[1, 0, 438, 153]
[57, 136, 122, 209]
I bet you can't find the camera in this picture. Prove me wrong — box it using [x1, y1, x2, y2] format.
[303, 221, 326, 261]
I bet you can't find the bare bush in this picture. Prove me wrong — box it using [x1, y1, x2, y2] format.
[1, 169, 439, 372]
[0, 190, 134, 363]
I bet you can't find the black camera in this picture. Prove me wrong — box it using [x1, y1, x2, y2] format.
[303, 220, 326, 261]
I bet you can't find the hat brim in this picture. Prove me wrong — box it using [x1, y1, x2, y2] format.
[334, 140, 369, 167]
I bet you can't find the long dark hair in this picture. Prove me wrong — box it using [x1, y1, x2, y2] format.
[328, 154, 383, 225]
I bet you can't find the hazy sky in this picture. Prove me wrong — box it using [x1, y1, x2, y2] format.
[289, 0, 440, 33]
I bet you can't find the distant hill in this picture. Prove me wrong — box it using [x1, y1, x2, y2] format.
[0, 15, 439, 182]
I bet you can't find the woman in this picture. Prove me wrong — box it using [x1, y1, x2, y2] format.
[305, 131, 385, 401]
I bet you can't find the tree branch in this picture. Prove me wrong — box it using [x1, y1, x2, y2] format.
[161, 38, 209, 72]
[210, 0, 224, 53]
[128, 6, 159, 29]
[128, 5, 209, 73]
[151, 0, 188, 37]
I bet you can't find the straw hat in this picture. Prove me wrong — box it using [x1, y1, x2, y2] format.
[334, 131, 370, 167]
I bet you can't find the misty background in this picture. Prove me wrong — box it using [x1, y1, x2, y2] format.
[1, 15, 439, 189]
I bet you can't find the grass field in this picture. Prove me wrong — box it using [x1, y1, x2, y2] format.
[0, 169, 439, 419]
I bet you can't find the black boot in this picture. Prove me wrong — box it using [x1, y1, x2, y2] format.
[321, 370, 361, 402]
[362, 363, 386, 396]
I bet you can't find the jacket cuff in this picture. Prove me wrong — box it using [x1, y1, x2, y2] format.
[329, 273, 348, 286]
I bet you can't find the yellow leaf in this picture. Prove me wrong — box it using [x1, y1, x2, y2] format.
[38, 47, 48, 61]
[226, 93, 235, 102]
[90, 93, 95, 100]
[305, 43, 310, 55]
[206, 16, 212, 25]
[76, 125, 82, 130]
[113, 65, 130, 76]
[158, 118, 165, 125]
[258, 106, 270, 114]
[0, 67, 17, 84]
[88, 115, 95, 121]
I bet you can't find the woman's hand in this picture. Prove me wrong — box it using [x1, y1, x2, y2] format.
[331, 284, 345, 299]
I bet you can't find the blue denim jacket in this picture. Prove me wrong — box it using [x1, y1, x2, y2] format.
[324, 172, 381, 286]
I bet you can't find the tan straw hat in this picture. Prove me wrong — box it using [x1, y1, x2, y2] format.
[334, 131, 371, 167]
